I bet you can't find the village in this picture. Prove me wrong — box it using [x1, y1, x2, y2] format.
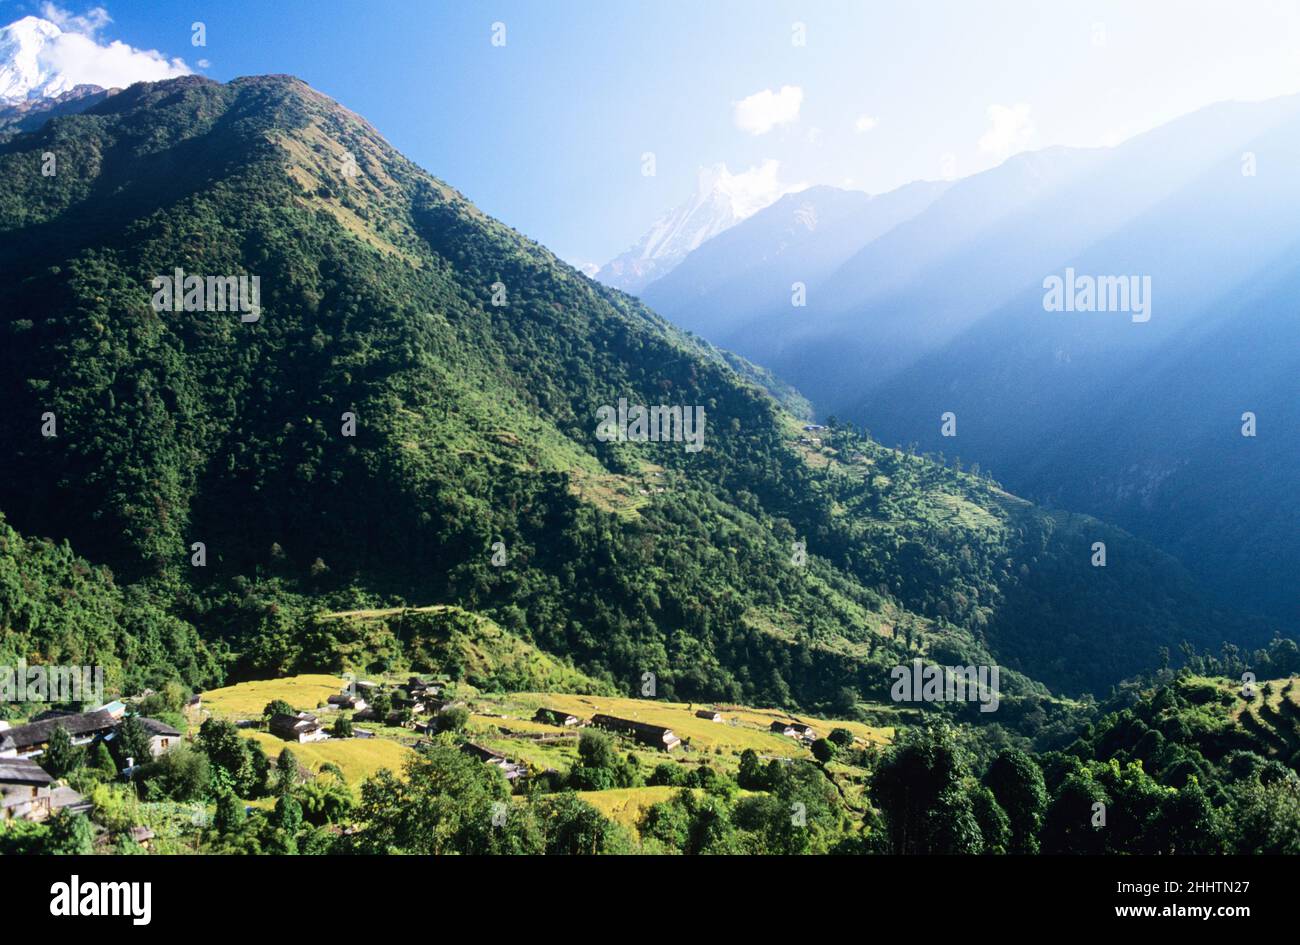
[1, 670, 894, 847]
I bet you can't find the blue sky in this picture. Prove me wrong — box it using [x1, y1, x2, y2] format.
[9, 0, 1300, 268]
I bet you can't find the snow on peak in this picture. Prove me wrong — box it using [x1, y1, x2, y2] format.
[0, 14, 189, 106]
[0, 16, 70, 102]
[597, 160, 802, 294]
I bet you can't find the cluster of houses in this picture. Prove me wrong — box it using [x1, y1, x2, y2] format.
[268, 676, 460, 743]
[0, 703, 180, 762]
[0, 703, 181, 823]
[798, 423, 829, 448]
[340, 677, 455, 726]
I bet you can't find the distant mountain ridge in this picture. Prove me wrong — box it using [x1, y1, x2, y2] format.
[643, 180, 950, 359]
[643, 95, 1300, 626]
[0, 82, 111, 141]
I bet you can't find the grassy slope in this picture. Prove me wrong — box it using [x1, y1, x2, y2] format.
[200, 673, 346, 718]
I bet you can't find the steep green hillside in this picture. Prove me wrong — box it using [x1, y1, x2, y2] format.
[0, 75, 1266, 710]
[303, 605, 610, 694]
[0, 511, 217, 707]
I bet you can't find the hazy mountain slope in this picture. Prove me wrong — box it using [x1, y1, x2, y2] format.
[646, 151, 1106, 408]
[645, 93, 1300, 626]
[642, 181, 949, 356]
[847, 95, 1300, 622]
[0, 75, 1269, 706]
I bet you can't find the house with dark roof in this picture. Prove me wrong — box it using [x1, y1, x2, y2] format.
[533, 707, 581, 727]
[769, 720, 818, 740]
[136, 718, 182, 758]
[0, 757, 54, 821]
[0, 710, 117, 759]
[459, 742, 526, 781]
[695, 709, 723, 722]
[1, 757, 90, 822]
[591, 714, 681, 751]
[327, 693, 367, 711]
[405, 677, 443, 698]
[425, 698, 466, 716]
[269, 712, 328, 743]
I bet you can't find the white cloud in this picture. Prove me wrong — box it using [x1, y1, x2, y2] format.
[36, 4, 190, 91]
[978, 103, 1034, 157]
[854, 114, 877, 133]
[733, 85, 803, 135]
[706, 159, 806, 218]
[40, 3, 110, 36]
[564, 257, 600, 277]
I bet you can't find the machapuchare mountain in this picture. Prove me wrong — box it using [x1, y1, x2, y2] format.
[0, 75, 1274, 710]
[596, 162, 799, 294]
[644, 98, 1300, 627]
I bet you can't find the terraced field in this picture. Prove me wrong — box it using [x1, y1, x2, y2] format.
[518, 692, 891, 752]
[1231, 677, 1300, 764]
[200, 675, 348, 719]
[197, 674, 894, 801]
[575, 786, 694, 835]
[463, 690, 893, 784]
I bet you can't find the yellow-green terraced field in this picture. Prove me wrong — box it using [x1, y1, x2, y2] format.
[575, 786, 686, 834]
[241, 730, 416, 786]
[512, 692, 893, 756]
[201, 674, 348, 719]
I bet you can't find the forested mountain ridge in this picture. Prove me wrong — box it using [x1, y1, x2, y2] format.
[0, 75, 1273, 712]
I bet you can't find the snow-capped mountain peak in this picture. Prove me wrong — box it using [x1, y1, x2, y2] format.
[0, 16, 72, 104]
[596, 161, 801, 294]
[0, 13, 190, 107]
[634, 166, 740, 263]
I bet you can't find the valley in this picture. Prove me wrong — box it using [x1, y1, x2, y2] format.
[0, 17, 1293, 864]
